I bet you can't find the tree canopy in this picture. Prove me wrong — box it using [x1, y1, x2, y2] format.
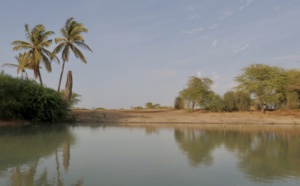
[179, 76, 213, 111]
[11, 24, 56, 87]
[235, 64, 288, 112]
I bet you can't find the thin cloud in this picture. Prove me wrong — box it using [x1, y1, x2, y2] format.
[240, 0, 254, 10]
[233, 44, 250, 53]
[220, 10, 234, 19]
[182, 27, 204, 34]
[189, 14, 202, 20]
[187, 6, 197, 11]
[274, 7, 280, 11]
[173, 59, 188, 65]
[271, 54, 300, 64]
[212, 40, 218, 47]
[209, 23, 218, 29]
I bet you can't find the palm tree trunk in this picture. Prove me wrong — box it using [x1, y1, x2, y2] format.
[21, 70, 24, 80]
[58, 60, 66, 93]
[64, 71, 73, 104]
[37, 68, 43, 87]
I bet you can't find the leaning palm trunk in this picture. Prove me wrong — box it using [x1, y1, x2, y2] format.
[57, 60, 66, 93]
[64, 71, 73, 104]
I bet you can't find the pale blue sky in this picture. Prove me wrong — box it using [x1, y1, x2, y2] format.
[1, 0, 300, 109]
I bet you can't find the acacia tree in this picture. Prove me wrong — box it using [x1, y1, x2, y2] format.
[11, 24, 56, 87]
[53, 17, 92, 93]
[179, 76, 213, 111]
[285, 69, 300, 108]
[235, 64, 288, 112]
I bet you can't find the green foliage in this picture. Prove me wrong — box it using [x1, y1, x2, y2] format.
[174, 96, 184, 109]
[235, 64, 288, 112]
[223, 91, 251, 112]
[145, 102, 153, 109]
[145, 102, 161, 109]
[132, 106, 143, 110]
[204, 92, 224, 112]
[53, 17, 92, 93]
[286, 69, 300, 109]
[0, 73, 68, 122]
[11, 24, 56, 87]
[235, 91, 252, 111]
[180, 76, 213, 111]
[223, 91, 237, 112]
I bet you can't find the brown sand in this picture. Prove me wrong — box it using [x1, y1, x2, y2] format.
[1, 109, 300, 127]
[69, 109, 300, 125]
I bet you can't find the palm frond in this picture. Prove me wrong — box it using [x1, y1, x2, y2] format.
[40, 30, 55, 41]
[62, 45, 70, 62]
[54, 37, 66, 44]
[41, 53, 52, 72]
[24, 24, 31, 40]
[74, 41, 92, 52]
[53, 42, 66, 55]
[2, 63, 18, 68]
[71, 34, 84, 42]
[70, 45, 87, 63]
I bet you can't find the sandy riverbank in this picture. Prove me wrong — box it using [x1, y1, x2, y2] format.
[69, 109, 300, 125]
[2, 109, 300, 127]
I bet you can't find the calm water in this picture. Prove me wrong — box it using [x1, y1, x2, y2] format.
[0, 124, 300, 186]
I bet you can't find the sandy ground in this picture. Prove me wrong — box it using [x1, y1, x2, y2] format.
[69, 109, 300, 125]
[2, 109, 300, 127]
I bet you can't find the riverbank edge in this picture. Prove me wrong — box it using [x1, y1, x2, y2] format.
[2, 109, 300, 127]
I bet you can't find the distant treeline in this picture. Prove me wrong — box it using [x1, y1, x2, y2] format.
[175, 64, 300, 113]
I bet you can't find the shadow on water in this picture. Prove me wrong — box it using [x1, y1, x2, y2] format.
[0, 124, 82, 186]
[174, 126, 300, 182]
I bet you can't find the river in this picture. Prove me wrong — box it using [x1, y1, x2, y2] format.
[0, 124, 300, 186]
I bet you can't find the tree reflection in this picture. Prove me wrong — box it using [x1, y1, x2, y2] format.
[174, 129, 222, 166]
[174, 126, 300, 181]
[236, 131, 300, 181]
[0, 125, 82, 185]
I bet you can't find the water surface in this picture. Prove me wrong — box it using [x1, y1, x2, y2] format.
[0, 124, 300, 186]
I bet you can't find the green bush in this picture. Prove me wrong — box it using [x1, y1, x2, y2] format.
[0, 73, 68, 122]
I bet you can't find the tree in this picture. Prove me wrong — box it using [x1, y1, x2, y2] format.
[234, 91, 252, 111]
[223, 91, 237, 112]
[145, 102, 153, 109]
[11, 24, 56, 87]
[53, 17, 92, 93]
[2, 52, 33, 80]
[235, 64, 288, 113]
[223, 90, 251, 112]
[180, 76, 213, 111]
[286, 69, 300, 108]
[204, 92, 224, 112]
[174, 96, 184, 109]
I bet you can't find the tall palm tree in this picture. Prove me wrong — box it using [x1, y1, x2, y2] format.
[53, 17, 92, 93]
[2, 52, 32, 80]
[11, 24, 56, 87]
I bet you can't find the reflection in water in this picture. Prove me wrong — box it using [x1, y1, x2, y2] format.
[174, 126, 300, 182]
[174, 129, 221, 166]
[1, 125, 300, 185]
[0, 125, 81, 186]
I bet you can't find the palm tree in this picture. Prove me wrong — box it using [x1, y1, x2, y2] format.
[53, 17, 92, 93]
[11, 24, 56, 87]
[2, 52, 32, 80]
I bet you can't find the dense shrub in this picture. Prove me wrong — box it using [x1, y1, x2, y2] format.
[174, 97, 184, 109]
[0, 73, 68, 122]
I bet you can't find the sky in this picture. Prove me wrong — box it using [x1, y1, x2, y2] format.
[1, 0, 300, 109]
